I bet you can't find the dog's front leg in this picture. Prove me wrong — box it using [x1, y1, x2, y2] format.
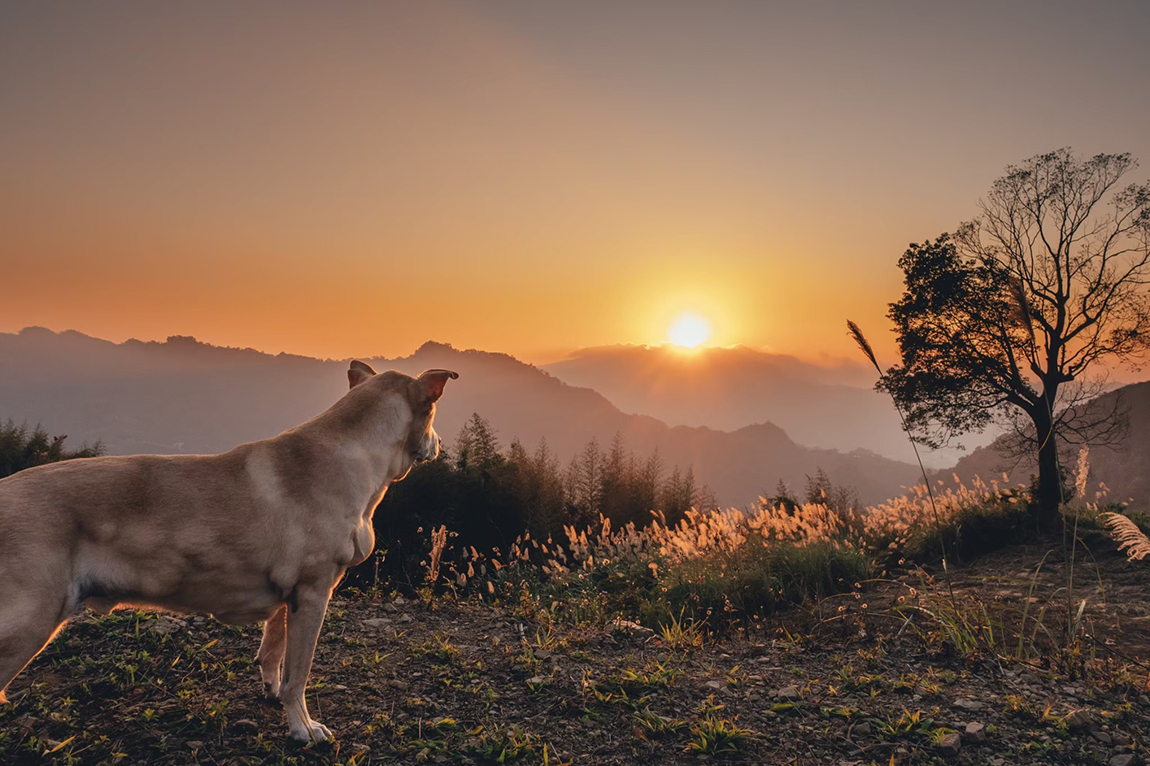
[256, 604, 287, 700]
[279, 585, 334, 742]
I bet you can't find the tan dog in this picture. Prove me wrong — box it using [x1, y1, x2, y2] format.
[0, 362, 456, 741]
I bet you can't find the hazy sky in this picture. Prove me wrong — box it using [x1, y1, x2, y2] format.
[2, 1, 1148, 363]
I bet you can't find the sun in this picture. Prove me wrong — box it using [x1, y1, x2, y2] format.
[666, 311, 712, 349]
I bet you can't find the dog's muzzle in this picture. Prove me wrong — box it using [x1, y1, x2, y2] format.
[413, 433, 441, 463]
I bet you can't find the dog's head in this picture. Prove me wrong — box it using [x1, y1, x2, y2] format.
[347, 361, 458, 480]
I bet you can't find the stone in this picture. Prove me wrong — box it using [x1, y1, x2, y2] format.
[147, 616, 186, 635]
[362, 618, 393, 629]
[610, 618, 654, 637]
[1091, 729, 1113, 744]
[937, 732, 961, 756]
[953, 698, 985, 711]
[853, 722, 872, 738]
[382, 602, 400, 613]
[234, 719, 258, 732]
[772, 685, 802, 700]
[705, 680, 724, 690]
[965, 722, 986, 743]
[526, 676, 546, 686]
[399, 613, 414, 623]
[1108, 755, 1137, 766]
[1065, 709, 1095, 729]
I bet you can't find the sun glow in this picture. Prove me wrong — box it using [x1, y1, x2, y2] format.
[666, 312, 712, 348]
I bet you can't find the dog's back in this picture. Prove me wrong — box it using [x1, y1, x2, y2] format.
[0, 450, 284, 700]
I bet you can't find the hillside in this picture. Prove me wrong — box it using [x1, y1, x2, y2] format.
[0, 328, 921, 506]
[951, 380, 1150, 509]
[543, 344, 986, 467]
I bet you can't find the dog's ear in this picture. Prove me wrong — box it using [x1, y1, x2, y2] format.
[414, 369, 458, 404]
[348, 360, 377, 389]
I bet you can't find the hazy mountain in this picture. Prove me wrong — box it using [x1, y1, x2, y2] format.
[0, 328, 922, 506]
[543, 344, 984, 467]
[949, 380, 1150, 509]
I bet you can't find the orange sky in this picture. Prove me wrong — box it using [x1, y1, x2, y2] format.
[2, 2, 1148, 364]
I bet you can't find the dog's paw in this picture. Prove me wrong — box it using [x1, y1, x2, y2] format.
[289, 719, 332, 743]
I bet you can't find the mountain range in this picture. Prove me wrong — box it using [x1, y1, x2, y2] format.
[0, 327, 922, 506]
[542, 344, 987, 467]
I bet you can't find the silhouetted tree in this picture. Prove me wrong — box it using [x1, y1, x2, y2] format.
[768, 479, 801, 512]
[882, 150, 1150, 521]
[659, 465, 701, 525]
[570, 437, 602, 518]
[528, 438, 567, 533]
[804, 467, 857, 515]
[598, 433, 629, 522]
[455, 413, 501, 471]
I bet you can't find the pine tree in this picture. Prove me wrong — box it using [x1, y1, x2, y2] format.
[455, 413, 501, 471]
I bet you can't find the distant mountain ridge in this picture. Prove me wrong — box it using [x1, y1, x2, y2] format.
[0, 327, 922, 506]
[543, 343, 985, 467]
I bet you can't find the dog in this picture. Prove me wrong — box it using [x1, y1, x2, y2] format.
[0, 361, 456, 741]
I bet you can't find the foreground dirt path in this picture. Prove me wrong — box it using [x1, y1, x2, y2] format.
[3, 541, 1150, 765]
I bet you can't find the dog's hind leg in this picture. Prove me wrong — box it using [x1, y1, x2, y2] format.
[256, 604, 288, 701]
[0, 592, 69, 705]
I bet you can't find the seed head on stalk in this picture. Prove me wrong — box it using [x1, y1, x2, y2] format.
[846, 320, 959, 614]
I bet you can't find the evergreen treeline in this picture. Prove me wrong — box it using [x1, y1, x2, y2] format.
[0, 420, 104, 479]
[347, 413, 716, 589]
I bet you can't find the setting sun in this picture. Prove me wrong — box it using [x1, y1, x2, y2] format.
[666, 312, 712, 348]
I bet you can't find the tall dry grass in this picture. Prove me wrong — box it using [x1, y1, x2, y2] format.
[426, 474, 1027, 631]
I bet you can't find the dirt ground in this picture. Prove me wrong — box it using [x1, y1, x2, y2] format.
[3, 536, 1150, 765]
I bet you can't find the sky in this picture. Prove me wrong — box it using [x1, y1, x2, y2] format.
[1, 1, 1148, 364]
